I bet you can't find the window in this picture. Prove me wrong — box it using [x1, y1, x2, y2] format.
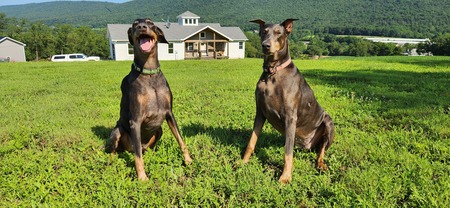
[239, 42, 244, 49]
[128, 43, 134, 54]
[168, 43, 174, 54]
[111, 44, 116, 60]
[186, 43, 194, 51]
[193, 19, 196, 24]
[185, 19, 188, 24]
[189, 19, 192, 24]
[69, 55, 77, 59]
[200, 32, 206, 39]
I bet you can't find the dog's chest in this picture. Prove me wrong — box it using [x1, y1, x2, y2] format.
[128, 75, 172, 123]
[256, 78, 286, 120]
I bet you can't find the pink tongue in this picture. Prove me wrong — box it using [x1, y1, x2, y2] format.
[140, 38, 154, 52]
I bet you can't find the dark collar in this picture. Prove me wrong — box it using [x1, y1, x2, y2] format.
[263, 57, 292, 75]
[132, 62, 161, 75]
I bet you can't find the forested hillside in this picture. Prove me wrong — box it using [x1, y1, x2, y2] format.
[1, 0, 449, 60]
[0, 0, 449, 38]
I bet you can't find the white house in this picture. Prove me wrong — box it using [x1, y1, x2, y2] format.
[107, 11, 248, 61]
[0, 36, 26, 62]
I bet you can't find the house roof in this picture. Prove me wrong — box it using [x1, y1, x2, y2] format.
[0, 36, 26, 46]
[176, 11, 200, 19]
[107, 18, 247, 42]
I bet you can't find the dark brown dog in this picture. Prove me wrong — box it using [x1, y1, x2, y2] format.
[109, 18, 192, 181]
[242, 19, 335, 184]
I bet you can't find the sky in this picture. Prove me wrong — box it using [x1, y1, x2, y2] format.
[0, 0, 130, 6]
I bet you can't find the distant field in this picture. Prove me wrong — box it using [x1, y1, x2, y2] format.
[0, 57, 449, 207]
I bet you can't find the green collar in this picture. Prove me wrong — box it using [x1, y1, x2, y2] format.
[132, 62, 161, 75]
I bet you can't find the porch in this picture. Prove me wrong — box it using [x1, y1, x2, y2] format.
[184, 41, 229, 59]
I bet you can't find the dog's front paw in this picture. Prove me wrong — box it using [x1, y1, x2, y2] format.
[137, 174, 149, 181]
[184, 154, 193, 165]
[278, 174, 292, 184]
[242, 158, 250, 164]
[232, 159, 246, 169]
[317, 162, 328, 171]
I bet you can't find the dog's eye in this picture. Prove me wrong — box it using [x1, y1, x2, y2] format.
[145, 20, 154, 26]
[274, 30, 281, 35]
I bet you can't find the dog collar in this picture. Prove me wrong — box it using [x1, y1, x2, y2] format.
[132, 62, 161, 75]
[263, 57, 292, 75]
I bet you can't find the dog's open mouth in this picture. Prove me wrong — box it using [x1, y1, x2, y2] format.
[139, 35, 156, 53]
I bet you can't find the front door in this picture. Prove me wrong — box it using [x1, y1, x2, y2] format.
[200, 43, 208, 56]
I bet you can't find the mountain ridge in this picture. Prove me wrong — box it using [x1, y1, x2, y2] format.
[1, 0, 449, 38]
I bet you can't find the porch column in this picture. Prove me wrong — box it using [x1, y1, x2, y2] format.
[227, 42, 230, 57]
[198, 33, 201, 58]
[213, 33, 216, 58]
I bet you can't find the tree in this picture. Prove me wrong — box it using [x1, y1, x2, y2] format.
[417, 34, 450, 56]
[349, 40, 371, 57]
[431, 34, 450, 55]
[27, 21, 55, 61]
[305, 36, 328, 57]
[417, 42, 429, 55]
[61, 26, 109, 58]
[244, 31, 263, 58]
[374, 42, 397, 56]
[54, 24, 74, 54]
[90, 28, 110, 58]
[4, 18, 27, 40]
[327, 41, 346, 56]
[289, 40, 306, 59]
[0, 13, 8, 31]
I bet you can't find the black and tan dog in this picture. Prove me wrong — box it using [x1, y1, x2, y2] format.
[242, 19, 335, 184]
[109, 18, 192, 181]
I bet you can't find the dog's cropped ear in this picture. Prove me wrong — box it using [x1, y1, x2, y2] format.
[154, 26, 169, 44]
[250, 19, 265, 30]
[127, 27, 134, 45]
[250, 19, 265, 26]
[250, 19, 265, 35]
[281, 18, 299, 34]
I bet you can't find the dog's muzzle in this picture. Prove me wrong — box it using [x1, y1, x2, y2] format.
[138, 34, 156, 53]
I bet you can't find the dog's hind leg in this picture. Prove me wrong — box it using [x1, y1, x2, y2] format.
[316, 114, 335, 171]
[109, 125, 123, 153]
[142, 127, 162, 151]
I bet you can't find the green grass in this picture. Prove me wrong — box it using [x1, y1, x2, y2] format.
[0, 57, 449, 207]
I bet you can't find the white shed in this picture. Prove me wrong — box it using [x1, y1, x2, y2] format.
[0, 36, 26, 62]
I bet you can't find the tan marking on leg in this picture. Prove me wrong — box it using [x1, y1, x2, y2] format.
[166, 114, 192, 165]
[134, 155, 148, 181]
[317, 144, 328, 171]
[279, 152, 293, 184]
[243, 131, 259, 163]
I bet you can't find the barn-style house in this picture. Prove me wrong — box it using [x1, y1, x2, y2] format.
[107, 11, 247, 61]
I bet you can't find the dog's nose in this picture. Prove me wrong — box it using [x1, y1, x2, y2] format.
[137, 24, 148, 30]
[262, 43, 271, 50]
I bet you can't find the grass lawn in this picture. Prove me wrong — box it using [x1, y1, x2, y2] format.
[0, 56, 449, 207]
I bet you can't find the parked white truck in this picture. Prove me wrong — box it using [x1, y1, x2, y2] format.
[51, 53, 100, 62]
